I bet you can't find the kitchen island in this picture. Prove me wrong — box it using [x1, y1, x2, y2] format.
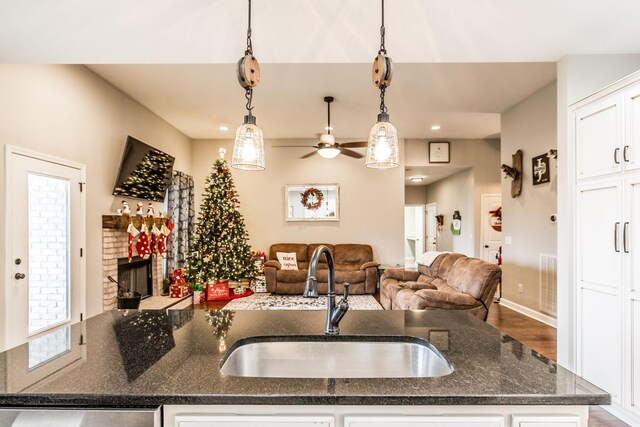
[0, 309, 608, 426]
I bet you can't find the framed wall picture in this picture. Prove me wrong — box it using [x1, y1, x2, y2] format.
[429, 141, 450, 163]
[532, 154, 550, 185]
[285, 184, 339, 222]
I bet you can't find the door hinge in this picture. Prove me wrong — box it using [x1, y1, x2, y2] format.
[79, 182, 85, 192]
[80, 313, 84, 322]
[80, 248, 84, 257]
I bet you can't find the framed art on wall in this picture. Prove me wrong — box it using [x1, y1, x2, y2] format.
[285, 184, 340, 222]
[429, 141, 450, 163]
[532, 154, 550, 185]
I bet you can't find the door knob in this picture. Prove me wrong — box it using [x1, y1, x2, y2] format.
[484, 245, 489, 248]
[15, 273, 25, 280]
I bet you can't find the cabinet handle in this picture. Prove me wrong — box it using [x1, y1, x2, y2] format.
[614, 148, 620, 164]
[624, 145, 630, 163]
[614, 222, 620, 252]
[624, 222, 630, 253]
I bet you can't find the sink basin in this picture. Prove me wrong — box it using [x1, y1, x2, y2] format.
[220, 335, 453, 378]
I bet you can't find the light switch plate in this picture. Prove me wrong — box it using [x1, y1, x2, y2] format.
[504, 236, 513, 245]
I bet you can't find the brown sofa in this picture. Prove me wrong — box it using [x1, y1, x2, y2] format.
[380, 253, 501, 320]
[264, 243, 378, 294]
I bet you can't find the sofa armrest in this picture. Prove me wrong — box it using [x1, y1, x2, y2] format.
[360, 261, 379, 270]
[264, 260, 281, 270]
[381, 268, 420, 282]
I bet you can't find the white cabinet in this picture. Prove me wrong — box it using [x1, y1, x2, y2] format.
[511, 415, 580, 427]
[572, 70, 640, 422]
[173, 415, 334, 427]
[576, 97, 622, 179]
[344, 415, 503, 427]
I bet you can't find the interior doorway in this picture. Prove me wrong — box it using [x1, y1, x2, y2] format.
[4, 146, 86, 351]
[426, 203, 437, 252]
[404, 205, 425, 266]
[480, 194, 502, 264]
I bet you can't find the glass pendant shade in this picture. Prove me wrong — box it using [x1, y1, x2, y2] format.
[366, 113, 399, 168]
[232, 116, 265, 171]
[317, 146, 340, 159]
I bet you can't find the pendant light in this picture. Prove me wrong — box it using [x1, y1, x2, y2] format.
[232, 0, 265, 171]
[366, 0, 399, 169]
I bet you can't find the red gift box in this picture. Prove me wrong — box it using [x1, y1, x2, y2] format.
[206, 281, 230, 301]
[170, 284, 191, 298]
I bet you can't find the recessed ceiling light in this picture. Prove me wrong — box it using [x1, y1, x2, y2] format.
[410, 176, 424, 182]
[219, 125, 229, 131]
[431, 125, 441, 130]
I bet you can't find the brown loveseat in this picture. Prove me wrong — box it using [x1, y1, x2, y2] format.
[380, 253, 501, 320]
[264, 243, 378, 294]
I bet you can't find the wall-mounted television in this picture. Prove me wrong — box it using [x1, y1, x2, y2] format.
[113, 136, 175, 202]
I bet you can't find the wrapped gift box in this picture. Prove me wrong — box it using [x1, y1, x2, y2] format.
[170, 284, 190, 298]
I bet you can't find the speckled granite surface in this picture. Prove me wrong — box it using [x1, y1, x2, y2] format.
[0, 309, 609, 407]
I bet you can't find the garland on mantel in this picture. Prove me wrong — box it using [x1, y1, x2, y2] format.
[300, 187, 323, 210]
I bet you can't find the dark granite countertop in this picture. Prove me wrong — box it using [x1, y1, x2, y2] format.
[0, 309, 609, 407]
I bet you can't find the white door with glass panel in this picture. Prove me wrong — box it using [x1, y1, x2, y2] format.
[5, 146, 85, 350]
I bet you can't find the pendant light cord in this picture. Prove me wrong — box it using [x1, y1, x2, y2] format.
[379, 0, 386, 54]
[245, 0, 253, 55]
[327, 100, 332, 135]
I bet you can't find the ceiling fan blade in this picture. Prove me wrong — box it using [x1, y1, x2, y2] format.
[339, 141, 368, 148]
[273, 145, 318, 148]
[340, 148, 365, 159]
[300, 151, 317, 159]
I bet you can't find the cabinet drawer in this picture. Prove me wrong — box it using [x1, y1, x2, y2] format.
[0, 408, 160, 427]
[174, 414, 334, 427]
[511, 414, 580, 427]
[344, 415, 504, 427]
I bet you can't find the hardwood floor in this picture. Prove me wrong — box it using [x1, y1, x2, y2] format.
[486, 302, 629, 427]
[193, 294, 628, 426]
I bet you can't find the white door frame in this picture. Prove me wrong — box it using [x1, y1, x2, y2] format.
[480, 193, 502, 262]
[3, 145, 86, 351]
[425, 202, 437, 252]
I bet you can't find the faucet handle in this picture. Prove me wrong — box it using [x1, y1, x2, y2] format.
[342, 282, 350, 300]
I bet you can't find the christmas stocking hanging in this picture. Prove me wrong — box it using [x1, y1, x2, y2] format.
[126, 221, 140, 262]
[157, 220, 174, 258]
[136, 222, 152, 260]
[150, 223, 160, 255]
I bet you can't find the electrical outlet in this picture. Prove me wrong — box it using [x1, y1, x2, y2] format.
[518, 283, 523, 293]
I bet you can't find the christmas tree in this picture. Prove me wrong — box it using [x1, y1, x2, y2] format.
[185, 150, 259, 285]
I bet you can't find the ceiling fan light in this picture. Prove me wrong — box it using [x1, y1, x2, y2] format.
[366, 113, 399, 169]
[232, 115, 265, 170]
[317, 146, 341, 159]
[319, 133, 336, 144]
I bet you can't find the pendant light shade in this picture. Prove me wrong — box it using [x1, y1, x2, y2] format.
[366, 113, 399, 168]
[232, 114, 265, 170]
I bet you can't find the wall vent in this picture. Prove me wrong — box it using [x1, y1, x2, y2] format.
[539, 253, 557, 317]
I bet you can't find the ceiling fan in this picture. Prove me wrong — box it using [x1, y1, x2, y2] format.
[276, 96, 368, 159]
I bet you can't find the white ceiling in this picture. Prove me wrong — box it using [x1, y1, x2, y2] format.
[88, 62, 555, 139]
[1, 0, 639, 63]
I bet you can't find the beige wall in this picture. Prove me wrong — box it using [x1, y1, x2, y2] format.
[409, 139, 501, 257]
[405, 186, 428, 205]
[556, 55, 640, 367]
[0, 65, 192, 337]
[190, 139, 405, 266]
[425, 168, 474, 255]
[501, 82, 557, 314]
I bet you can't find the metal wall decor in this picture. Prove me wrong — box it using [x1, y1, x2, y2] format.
[532, 154, 551, 185]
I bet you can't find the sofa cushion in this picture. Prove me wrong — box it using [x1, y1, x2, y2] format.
[334, 244, 373, 266]
[316, 269, 366, 284]
[428, 253, 465, 279]
[269, 244, 308, 263]
[276, 269, 309, 283]
[447, 257, 502, 300]
[276, 252, 299, 270]
[307, 244, 335, 263]
[410, 289, 480, 310]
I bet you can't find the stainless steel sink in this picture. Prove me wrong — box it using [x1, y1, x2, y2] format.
[220, 336, 453, 378]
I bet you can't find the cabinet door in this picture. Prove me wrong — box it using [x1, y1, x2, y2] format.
[576, 96, 623, 180]
[511, 415, 580, 427]
[344, 415, 503, 427]
[627, 177, 640, 296]
[625, 83, 640, 172]
[174, 415, 334, 427]
[576, 181, 623, 404]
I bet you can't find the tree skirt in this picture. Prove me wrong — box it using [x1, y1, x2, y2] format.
[223, 294, 383, 311]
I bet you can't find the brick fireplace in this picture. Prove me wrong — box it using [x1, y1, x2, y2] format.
[102, 227, 163, 310]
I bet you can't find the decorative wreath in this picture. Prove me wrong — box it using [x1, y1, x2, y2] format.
[300, 187, 324, 210]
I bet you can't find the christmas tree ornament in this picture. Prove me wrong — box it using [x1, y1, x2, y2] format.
[136, 222, 151, 259]
[126, 220, 140, 262]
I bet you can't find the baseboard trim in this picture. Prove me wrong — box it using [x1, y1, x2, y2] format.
[498, 298, 557, 328]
